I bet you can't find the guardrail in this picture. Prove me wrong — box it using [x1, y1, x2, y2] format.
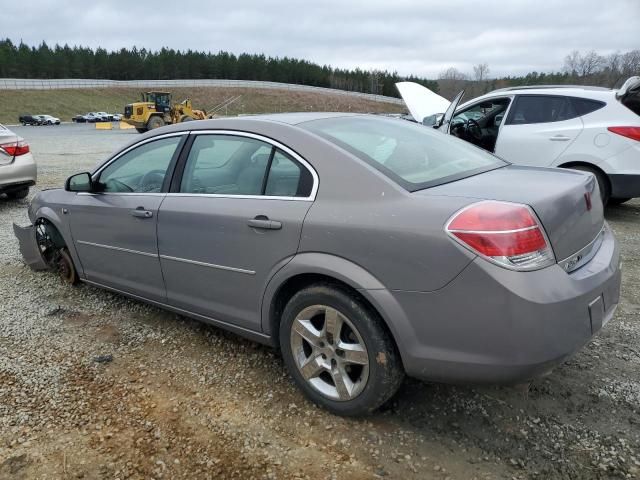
[0, 78, 404, 105]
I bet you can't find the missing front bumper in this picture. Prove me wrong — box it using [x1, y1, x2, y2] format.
[12, 223, 49, 271]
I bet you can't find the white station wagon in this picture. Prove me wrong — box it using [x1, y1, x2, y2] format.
[397, 77, 640, 205]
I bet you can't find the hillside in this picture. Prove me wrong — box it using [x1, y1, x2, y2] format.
[0, 87, 405, 124]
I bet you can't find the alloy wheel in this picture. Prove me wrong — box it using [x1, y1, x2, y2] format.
[289, 305, 369, 401]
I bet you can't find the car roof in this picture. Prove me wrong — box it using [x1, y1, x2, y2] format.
[231, 112, 361, 125]
[490, 85, 611, 94]
[459, 85, 616, 109]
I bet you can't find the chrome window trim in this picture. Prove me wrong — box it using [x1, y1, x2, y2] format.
[558, 225, 606, 273]
[76, 240, 158, 258]
[177, 129, 319, 201]
[91, 131, 188, 178]
[164, 193, 312, 202]
[159, 254, 256, 275]
[77, 192, 166, 197]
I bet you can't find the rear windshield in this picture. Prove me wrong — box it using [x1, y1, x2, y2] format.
[300, 116, 505, 191]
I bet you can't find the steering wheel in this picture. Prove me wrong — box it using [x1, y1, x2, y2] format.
[139, 169, 166, 192]
[104, 178, 134, 192]
[465, 119, 483, 141]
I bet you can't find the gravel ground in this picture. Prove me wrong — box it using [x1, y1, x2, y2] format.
[1, 124, 639, 480]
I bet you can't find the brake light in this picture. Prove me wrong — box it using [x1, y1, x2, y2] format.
[446, 201, 555, 271]
[0, 140, 30, 156]
[607, 126, 640, 142]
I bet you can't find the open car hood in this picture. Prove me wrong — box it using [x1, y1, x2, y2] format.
[615, 76, 640, 101]
[396, 82, 450, 123]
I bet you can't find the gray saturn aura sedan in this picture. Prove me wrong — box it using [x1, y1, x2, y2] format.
[14, 113, 621, 416]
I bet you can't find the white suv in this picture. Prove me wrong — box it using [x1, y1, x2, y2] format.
[398, 77, 640, 205]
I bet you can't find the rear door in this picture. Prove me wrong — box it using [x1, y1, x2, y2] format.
[69, 133, 186, 302]
[157, 132, 317, 331]
[495, 94, 584, 166]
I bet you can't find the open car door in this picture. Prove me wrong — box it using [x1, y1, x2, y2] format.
[395, 82, 451, 124]
[440, 90, 465, 132]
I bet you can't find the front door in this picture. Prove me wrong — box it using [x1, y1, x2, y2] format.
[157, 133, 316, 331]
[68, 134, 185, 302]
[495, 94, 584, 167]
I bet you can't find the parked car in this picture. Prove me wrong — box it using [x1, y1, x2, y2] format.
[112, 113, 122, 121]
[38, 115, 61, 125]
[72, 112, 104, 123]
[0, 123, 36, 199]
[19, 114, 42, 126]
[397, 76, 640, 205]
[13, 114, 620, 415]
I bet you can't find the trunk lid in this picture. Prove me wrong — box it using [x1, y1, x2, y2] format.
[418, 165, 604, 261]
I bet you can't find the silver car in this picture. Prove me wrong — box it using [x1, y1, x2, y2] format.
[1, 123, 36, 199]
[14, 113, 621, 415]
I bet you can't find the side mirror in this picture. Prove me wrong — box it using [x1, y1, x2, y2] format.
[494, 114, 504, 127]
[65, 172, 93, 192]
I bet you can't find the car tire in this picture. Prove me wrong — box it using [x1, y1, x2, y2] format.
[147, 116, 165, 130]
[135, 128, 147, 134]
[567, 165, 610, 206]
[7, 188, 29, 200]
[279, 283, 404, 416]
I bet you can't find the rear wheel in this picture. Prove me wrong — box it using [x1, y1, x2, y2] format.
[567, 165, 610, 206]
[135, 128, 147, 134]
[279, 284, 404, 416]
[180, 115, 194, 123]
[146, 116, 165, 130]
[7, 188, 29, 200]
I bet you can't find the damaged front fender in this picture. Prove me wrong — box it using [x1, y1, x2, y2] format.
[12, 223, 49, 271]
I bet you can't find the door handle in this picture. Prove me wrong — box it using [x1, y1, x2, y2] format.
[248, 216, 282, 230]
[130, 207, 153, 219]
[549, 135, 571, 141]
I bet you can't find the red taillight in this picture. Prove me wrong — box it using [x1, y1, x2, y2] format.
[0, 140, 30, 156]
[446, 201, 555, 271]
[607, 126, 640, 142]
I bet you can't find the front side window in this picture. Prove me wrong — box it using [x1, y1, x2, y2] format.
[98, 136, 182, 193]
[301, 116, 505, 191]
[507, 95, 577, 125]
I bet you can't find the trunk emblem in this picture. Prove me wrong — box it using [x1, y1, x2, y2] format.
[584, 192, 592, 211]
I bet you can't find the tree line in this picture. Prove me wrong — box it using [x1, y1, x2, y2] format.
[0, 39, 438, 98]
[2, 40, 638, 100]
[437, 50, 640, 99]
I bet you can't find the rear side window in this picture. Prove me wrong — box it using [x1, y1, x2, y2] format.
[265, 149, 313, 197]
[180, 135, 272, 195]
[570, 97, 606, 116]
[180, 135, 313, 198]
[301, 116, 505, 191]
[507, 95, 577, 125]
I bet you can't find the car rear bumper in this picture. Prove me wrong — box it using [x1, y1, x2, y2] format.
[0, 153, 37, 192]
[608, 174, 640, 198]
[368, 223, 621, 384]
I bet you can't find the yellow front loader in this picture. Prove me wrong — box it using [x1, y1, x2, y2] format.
[122, 91, 207, 133]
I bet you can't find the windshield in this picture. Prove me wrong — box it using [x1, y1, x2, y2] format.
[301, 116, 506, 191]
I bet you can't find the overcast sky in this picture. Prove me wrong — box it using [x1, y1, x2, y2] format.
[5, 0, 639, 78]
